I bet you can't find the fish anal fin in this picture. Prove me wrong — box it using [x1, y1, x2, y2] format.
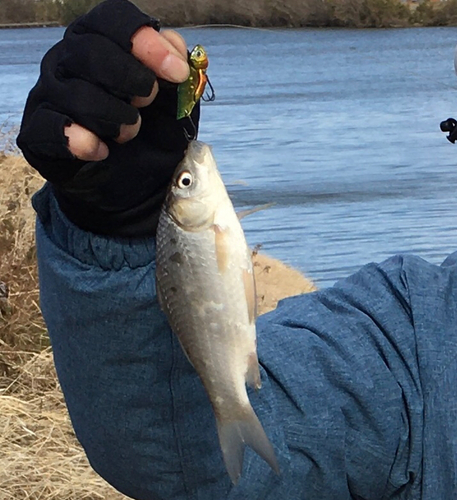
[216, 405, 280, 484]
[246, 351, 261, 390]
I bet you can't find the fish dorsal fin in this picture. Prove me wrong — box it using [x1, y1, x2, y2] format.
[237, 203, 275, 221]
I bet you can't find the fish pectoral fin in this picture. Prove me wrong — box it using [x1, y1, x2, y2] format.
[213, 224, 230, 274]
[237, 203, 275, 221]
[216, 405, 280, 484]
[242, 268, 257, 324]
[246, 352, 262, 390]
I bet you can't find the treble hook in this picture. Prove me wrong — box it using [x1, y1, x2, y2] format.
[202, 76, 215, 102]
[183, 116, 198, 142]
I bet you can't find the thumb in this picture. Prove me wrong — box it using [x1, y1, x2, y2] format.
[131, 27, 190, 84]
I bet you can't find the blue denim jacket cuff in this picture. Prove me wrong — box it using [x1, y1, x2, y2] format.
[32, 182, 156, 270]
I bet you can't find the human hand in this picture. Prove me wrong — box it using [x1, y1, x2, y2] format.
[63, 25, 191, 162]
[17, 0, 200, 237]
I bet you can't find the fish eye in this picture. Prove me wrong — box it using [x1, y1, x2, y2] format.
[195, 50, 202, 58]
[177, 171, 193, 189]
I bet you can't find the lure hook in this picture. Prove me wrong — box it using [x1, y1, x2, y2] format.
[203, 76, 216, 102]
[184, 116, 198, 142]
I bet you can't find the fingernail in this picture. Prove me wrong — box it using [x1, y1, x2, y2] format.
[94, 141, 109, 161]
[161, 53, 189, 83]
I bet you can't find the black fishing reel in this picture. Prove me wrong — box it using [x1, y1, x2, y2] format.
[440, 117, 457, 144]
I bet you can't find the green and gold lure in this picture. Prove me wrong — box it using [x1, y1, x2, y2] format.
[177, 44, 215, 121]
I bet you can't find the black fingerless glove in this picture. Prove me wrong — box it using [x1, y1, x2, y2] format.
[16, 0, 199, 238]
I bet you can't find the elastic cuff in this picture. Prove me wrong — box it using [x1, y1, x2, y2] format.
[32, 182, 156, 270]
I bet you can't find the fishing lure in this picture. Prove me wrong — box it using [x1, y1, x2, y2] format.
[177, 44, 215, 120]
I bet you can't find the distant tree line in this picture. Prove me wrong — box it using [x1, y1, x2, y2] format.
[0, 0, 102, 25]
[2, 0, 457, 28]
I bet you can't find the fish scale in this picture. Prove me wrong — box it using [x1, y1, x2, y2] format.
[156, 215, 250, 392]
[155, 141, 279, 484]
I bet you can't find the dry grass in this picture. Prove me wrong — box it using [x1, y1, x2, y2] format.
[0, 351, 128, 500]
[0, 153, 315, 499]
[0, 154, 128, 499]
[0, 155, 45, 382]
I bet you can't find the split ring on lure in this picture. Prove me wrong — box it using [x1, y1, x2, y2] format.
[177, 44, 215, 121]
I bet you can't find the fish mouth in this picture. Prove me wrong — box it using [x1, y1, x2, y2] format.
[185, 140, 213, 165]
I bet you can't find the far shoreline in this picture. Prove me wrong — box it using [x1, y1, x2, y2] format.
[2, 21, 457, 31]
[0, 22, 62, 29]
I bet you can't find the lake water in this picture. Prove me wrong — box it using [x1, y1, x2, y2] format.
[2, 26, 457, 287]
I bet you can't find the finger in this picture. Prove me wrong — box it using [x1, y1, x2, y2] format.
[131, 26, 190, 83]
[60, 33, 156, 99]
[161, 30, 188, 60]
[65, 123, 109, 161]
[129, 31, 185, 108]
[131, 80, 159, 108]
[115, 115, 142, 144]
[66, 115, 142, 155]
[47, 77, 139, 140]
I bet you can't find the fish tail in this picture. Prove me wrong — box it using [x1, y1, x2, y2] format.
[216, 406, 280, 484]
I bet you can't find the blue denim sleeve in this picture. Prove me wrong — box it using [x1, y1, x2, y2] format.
[34, 183, 457, 499]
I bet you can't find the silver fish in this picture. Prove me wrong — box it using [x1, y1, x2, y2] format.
[155, 141, 279, 484]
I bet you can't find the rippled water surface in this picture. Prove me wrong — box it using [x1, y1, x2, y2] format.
[2, 26, 457, 286]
